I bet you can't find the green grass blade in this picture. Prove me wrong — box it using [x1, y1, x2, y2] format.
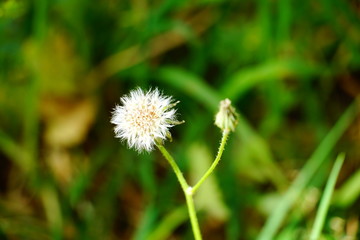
[309, 153, 345, 240]
[219, 59, 324, 101]
[236, 116, 288, 190]
[0, 129, 29, 172]
[256, 101, 358, 240]
[133, 204, 157, 240]
[333, 167, 360, 207]
[157, 67, 220, 111]
[147, 206, 188, 240]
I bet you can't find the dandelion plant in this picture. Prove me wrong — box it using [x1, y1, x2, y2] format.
[111, 87, 238, 240]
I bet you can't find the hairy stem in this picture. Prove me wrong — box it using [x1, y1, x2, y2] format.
[156, 144, 202, 240]
[192, 129, 230, 194]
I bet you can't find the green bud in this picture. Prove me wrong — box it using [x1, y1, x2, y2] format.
[215, 98, 238, 132]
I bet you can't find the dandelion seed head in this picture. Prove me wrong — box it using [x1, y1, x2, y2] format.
[111, 88, 180, 152]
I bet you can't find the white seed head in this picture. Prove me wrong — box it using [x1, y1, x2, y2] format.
[111, 88, 181, 152]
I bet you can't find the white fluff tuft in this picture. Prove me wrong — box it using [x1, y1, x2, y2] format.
[111, 88, 178, 152]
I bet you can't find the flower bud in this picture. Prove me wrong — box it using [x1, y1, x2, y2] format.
[215, 98, 238, 132]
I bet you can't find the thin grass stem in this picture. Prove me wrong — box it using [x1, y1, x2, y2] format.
[256, 101, 358, 240]
[309, 153, 345, 240]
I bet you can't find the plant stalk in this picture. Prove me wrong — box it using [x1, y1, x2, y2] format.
[156, 144, 202, 240]
[192, 129, 229, 194]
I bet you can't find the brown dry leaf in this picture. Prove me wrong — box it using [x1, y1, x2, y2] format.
[346, 216, 359, 239]
[41, 97, 97, 148]
[3, 189, 34, 216]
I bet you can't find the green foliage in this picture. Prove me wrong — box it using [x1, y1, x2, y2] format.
[1, 0, 360, 239]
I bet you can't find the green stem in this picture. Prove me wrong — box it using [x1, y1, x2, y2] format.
[192, 130, 229, 194]
[156, 143, 189, 192]
[156, 143, 202, 240]
[185, 191, 202, 240]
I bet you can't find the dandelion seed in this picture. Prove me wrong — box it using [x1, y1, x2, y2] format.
[111, 88, 182, 152]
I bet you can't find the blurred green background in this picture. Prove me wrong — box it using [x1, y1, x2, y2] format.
[1, 0, 360, 239]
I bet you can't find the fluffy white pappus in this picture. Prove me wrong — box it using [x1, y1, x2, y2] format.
[111, 88, 178, 152]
